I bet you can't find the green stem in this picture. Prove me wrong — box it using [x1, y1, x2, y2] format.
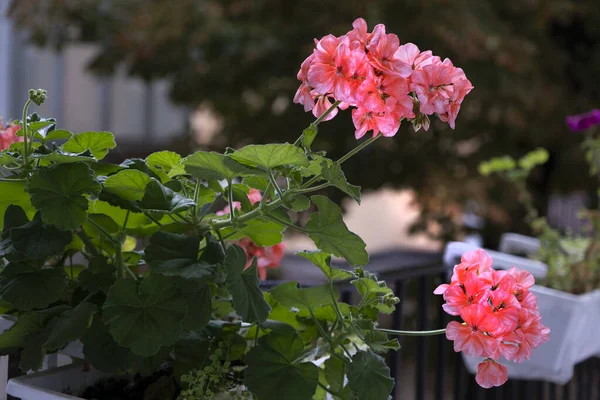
[76, 230, 100, 257]
[193, 178, 201, 217]
[294, 182, 331, 194]
[0, 178, 26, 182]
[293, 100, 342, 146]
[21, 99, 32, 167]
[313, 100, 342, 126]
[264, 214, 309, 233]
[338, 133, 382, 164]
[309, 310, 351, 362]
[268, 170, 284, 200]
[227, 180, 236, 220]
[301, 133, 382, 189]
[318, 382, 340, 397]
[214, 227, 227, 252]
[123, 210, 130, 230]
[87, 219, 117, 244]
[376, 328, 446, 336]
[143, 211, 163, 226]
[199, 193, 223, 222]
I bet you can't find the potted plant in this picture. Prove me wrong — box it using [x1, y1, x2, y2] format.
[458, 117, 600, 383]
[0, 19, 549, 398]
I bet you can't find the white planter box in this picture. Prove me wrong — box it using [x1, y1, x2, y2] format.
[6, 363, 108, 400]
[462, 287, 600, 384]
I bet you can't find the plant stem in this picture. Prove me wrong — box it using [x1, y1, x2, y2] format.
[294, 182, 331, 194]
[338, 133, 382, 164]
[76, 230, 100, 257]
[143, 211, 163, 226]
[293, 100, 341, 146]
[214, 227, 227, 251]
[21, 99, 32, 167]
[268, 170, 284, 200]
[375, 328, 446, 336]
[88, 219, 116, 244]
[227, 180, 236, 220]
[313, 100, 341, 127]
[301, 133, 382, 189]
[318, 382, 340, 396]
[264, 214, 309, 233]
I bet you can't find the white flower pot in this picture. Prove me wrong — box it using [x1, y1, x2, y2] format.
[462, 286, 600, 384]
[6, 362, 108, 400]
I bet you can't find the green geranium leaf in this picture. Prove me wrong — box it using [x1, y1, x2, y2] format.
[183, 151, 261, 181]
[44, 302, 98, 351]
[0, 306, 68, 349]
[223, 217, 285, 246]
[347, 350, 394, 400]
[242, 176, 270, 191]
[145, 231, 216, 279]
[0, 181, 34, 228]
[146, 151, 187, 179]
[0, 151, 20, 167]
[103, 169, 151, 202]
[301, 156, 333, 178]
[224, 245, 271, 323]
[176, 278, 212, 331]
[103, 274, 186, 356]
[286, 194, 311, 212]
[230, 143, 309, 170]
[63, 131, 116, 160]
[306, 196, 368, 266]
[0, 205, 30, 257]
[353, 276, 395, 315]
[365, 330, 401, 354]
[324, 356, 345, 393]
[270, 281, 335, 312]
[139, 179, 195, 213]
[10, 216, 72, 258]
[321, 162, 361, 204]
[297, 303, 351, 322]
[0, 263, 68, 311]
[44, 129, 73, 142]
[244, 332, 319, 400]
[20, 320, 55, 371]
[82, 317, 141, 373]
[78, 256, 116, 293]
[173, 337, 211, 379]
[27, 163, 101, 230]
[30, 149, 96, 164]
[297, 251, 353, 282]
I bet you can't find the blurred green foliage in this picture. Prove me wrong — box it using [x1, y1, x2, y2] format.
[9, 0, 600, 242]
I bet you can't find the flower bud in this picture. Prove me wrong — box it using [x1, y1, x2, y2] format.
[28, 89, 47, 106]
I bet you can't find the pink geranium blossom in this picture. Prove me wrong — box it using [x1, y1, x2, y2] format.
[446, 304, 499, 357]
[0, 121, 22, 150]
[476, 359, 508, 389]
[435, 249, 549, 388]
[293, 18, 473, 136]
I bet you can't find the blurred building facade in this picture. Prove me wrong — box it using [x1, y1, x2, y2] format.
[0, 2, 189, 153]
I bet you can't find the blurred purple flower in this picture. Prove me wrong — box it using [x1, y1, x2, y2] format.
[566, 109, 600, 132]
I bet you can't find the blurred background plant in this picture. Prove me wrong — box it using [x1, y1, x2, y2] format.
[6, 0, 600, 246]
[479, 133, 600, 293]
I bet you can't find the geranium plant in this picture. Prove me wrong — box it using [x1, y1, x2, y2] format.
[0, 19, 547, 399]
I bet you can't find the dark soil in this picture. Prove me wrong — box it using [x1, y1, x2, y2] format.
[79, 369, 179, 400]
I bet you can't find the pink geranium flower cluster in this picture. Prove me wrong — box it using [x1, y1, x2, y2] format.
[0, 119, 22, 150]
[435, 249, 550, 389]
[294, 18, 473, 138]
[218, 188, 285, 280]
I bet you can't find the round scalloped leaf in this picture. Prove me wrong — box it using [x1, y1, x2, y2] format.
[27, 163, 101, 230]
[103, 275, 186, 356]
